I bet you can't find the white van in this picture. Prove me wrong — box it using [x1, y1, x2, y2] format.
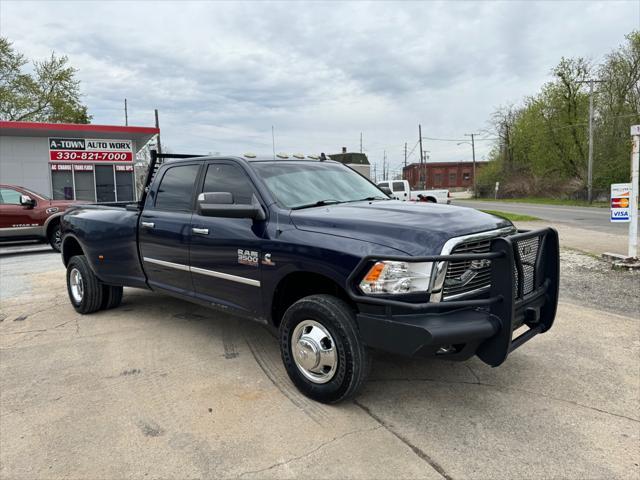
[377, 180, 450, 204]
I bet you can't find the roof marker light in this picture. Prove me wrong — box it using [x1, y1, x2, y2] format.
[244, 152, 257, 158]
[276, 153, 289, 159]
[292, 153, 305, 159]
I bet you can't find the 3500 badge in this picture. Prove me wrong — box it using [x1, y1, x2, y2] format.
[237, 249, 259, 266]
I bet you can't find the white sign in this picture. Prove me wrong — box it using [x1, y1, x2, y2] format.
[610, 183, 631, 222]
[495, 181, 500, 191]
[630, 125, 640, 136]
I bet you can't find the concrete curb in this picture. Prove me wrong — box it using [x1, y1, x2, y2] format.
[0, 245, 53, 256]
[602, 252, 640, 270]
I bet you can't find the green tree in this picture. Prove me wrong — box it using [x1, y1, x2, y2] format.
[0, 37, 91, 123]
[480, 31, 640, 199]
[594, 31, 640, 189]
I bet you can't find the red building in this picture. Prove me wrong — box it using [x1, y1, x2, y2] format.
[402, 161, 485, 190]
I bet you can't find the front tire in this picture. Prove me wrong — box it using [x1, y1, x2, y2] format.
[279, 294, 369, 403]
[67, 255, 103, 314]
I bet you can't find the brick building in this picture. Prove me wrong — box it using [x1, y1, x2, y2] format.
[402, 161, 485, 190]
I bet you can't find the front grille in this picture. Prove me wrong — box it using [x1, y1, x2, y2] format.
[513, 236, 540, 297]
[441, 233, 542, 301]
[442, 239, 492, 300]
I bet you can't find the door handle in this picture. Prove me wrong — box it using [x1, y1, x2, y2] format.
[141, 221, 155, 228]
[192, 227, 209, 235]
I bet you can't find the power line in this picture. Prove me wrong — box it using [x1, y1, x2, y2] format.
[406, 140, 420, 160]
[422, 136, 499, 142]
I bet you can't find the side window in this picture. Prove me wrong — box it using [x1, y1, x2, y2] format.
[202, 163, 256, 205]
[392, 181, 405, 192]
[154, 164, 200, 211]
[378, 182, 389, 188]
[0, 188, 21, 205]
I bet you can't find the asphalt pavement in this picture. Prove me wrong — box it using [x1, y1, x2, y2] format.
[454, 199, 630, 234]
[1, 251, 638, 479]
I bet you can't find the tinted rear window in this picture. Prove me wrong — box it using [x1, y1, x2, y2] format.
[154, 164, 200, 211]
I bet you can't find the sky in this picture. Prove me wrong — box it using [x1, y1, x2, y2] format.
[2, 0, 639, 178]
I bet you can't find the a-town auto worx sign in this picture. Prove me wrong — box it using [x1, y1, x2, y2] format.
[49, 137, 133, 162]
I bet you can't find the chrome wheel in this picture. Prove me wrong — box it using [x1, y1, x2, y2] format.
[69, 268, 84, 303]
[291, 319, 338, 384]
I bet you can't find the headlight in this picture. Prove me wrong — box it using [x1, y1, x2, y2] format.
[359, 261, 434, 295]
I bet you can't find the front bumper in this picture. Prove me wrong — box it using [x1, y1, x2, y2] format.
[348, 228, 560, 367]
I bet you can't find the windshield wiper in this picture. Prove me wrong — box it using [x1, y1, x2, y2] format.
[291, 199, 343, 210]
[347, 196, 388, 202]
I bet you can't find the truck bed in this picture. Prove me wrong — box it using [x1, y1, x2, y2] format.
[61, 203, 147, 288]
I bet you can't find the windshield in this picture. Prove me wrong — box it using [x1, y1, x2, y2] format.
[252, 161, 387, 209]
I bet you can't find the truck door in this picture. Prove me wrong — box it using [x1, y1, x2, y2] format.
[392, 181, 409, 201]
[189, 161, 264, 315]
[139, 163, 201, 295]
[0, 187, 42, 237]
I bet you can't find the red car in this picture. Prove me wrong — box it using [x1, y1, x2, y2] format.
[0, 185, 78, 251]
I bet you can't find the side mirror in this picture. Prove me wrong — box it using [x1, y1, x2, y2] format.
[197, 192, 266, 221]
[379, 186, 392, 197]
[20, 195, 35, 208]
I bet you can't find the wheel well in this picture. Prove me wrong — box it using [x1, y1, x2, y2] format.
[271, 272, 354, 327]
[426, 196, 437, 203]
[62, 236, 84, 266]
[46, 216, 60, 237]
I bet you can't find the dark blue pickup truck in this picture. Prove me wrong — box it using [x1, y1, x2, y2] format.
[60, 153, 559, 403]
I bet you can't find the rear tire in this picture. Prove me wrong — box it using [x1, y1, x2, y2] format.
[48, 222, 62, 252]
[101, 285, 123, 310]
[279, 294, 369, 403]
[66, 255, 103, 314]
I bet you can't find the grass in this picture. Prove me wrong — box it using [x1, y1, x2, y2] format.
[480, 209, 542, 222]
[470, 197, 609, 208]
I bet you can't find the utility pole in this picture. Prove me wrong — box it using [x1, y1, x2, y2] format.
[418, 124, 424, 165]
[403, 142, 408, 180]
[154, 109, 162, 155]
[587, 80, 595, 203]
[360, 132, 363, 153]
[124, 99, 128, 126]
[577, 78, 603, 203]
[465, 133, 479, 198]
[373, 163, 377, 183]
[383, 150, 387, 180]
[419, 124, 425, 189]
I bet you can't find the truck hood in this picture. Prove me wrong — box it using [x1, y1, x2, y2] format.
[290, 200, 513, 255]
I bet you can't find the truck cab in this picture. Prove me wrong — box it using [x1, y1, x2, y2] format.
[377, 180, 411, 201]
[377, 179, 449, 203]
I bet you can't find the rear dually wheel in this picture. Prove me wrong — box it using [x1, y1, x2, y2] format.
[66, 255, 103, 314]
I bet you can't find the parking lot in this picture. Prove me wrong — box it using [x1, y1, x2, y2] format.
[1, 248, 639, 479]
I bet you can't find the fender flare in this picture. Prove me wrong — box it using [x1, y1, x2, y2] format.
[60, 233, 90, 269]
[43, 211, 65, 237]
